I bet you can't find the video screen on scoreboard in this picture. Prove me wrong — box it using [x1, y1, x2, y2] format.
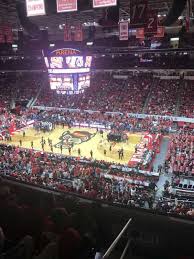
[49, 74, 74, 94]
[78, 73, 90, 91]
[44, 56, 92, 69]
[48, 73, 91, 95]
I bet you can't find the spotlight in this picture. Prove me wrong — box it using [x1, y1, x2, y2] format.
[86, 42, 93, 46]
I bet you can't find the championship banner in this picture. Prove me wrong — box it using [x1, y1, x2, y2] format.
[145, 10, 158, 34]
[4, 24, 13, 43]
[74, 24, 83, 41]
[154, 26, 164, 38]
[136, 28, 145, 39]
[0, 26, 5, 43]
[57, 0, 77, 13]
[130, 0, 148, 27]
[119, 21, 129, 41]
[25, 0, 46, 17]
[93, 0, 117, 8]
[185, 0, 192, 32]
[64, 25, 72, 41]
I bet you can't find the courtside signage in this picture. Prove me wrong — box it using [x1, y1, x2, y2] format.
[57, 0, 77, 13]
[93, 0, 117, 8]
[26, 0, 46, 16]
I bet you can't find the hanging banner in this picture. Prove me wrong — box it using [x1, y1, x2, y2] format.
[93, 0, 117, 8]
[57, 0, 77, 13]
[154, 26, 164, 38]
[4, 24, 13, 43]
[119, 21, 129, 40]
[25, 0, 46, 16]
[136, 28, 145, 39]
[185, 0, 192, 32]
[0, 25, 5, 43]
[130, 0, 148, 27]
[145, 10, 158, 34]
[74, 24, 83, 41]
[64, 25, 72, 41]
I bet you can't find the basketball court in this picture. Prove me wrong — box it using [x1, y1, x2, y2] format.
[2, 126, 143, 165]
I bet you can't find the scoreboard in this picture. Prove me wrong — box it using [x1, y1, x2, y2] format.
[44, 48, 92, 95]
[44, 56, 92, 70]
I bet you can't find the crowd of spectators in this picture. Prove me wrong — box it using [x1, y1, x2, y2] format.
[179, 81, 194, 118]
[0, 144, 157, 209]
[155, 197, 194, 217]
[37, 74, 193, 118]
[0, 108, 39, 139]
[37, 74, 152, 113]
[0, 141, 194, 220]
[145, 79, 180, 116]
[0, 72, 193, 118]
[158, 131, 194, 215]
[165, 131, 194, 176]
[0, 73, 46, 106]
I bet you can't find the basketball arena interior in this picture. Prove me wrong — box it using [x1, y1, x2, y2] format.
[0, 0, 193, 258]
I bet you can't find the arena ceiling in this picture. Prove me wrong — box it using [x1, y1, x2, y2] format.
[0, 0, 194, 41]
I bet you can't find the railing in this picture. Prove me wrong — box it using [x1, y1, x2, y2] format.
[102, 218, 132, 259]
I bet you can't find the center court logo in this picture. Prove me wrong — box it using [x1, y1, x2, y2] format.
[55, 130, 96, 149]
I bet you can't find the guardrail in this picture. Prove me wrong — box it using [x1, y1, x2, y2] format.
[103, 218, 132, 259]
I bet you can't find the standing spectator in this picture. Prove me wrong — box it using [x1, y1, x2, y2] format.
[158, 164, 162, 174]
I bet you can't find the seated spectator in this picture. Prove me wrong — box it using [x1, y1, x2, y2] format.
[35, 208, 81, 259]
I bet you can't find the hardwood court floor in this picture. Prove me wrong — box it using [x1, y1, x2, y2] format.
[4, 126, 142, 165]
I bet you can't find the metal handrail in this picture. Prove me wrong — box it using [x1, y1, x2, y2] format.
[103, 218, 132, 259]
[120, 239, 131, 259]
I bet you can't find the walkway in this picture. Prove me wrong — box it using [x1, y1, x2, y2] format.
[153, 136, 172, 198]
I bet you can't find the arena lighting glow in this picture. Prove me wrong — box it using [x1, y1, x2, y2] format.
[12, 44, 18, 48]
[48, 68, 90, 74]
[86, 42, 93, 46]
[49, 43, 55, 48]
[170, 37, 180, 41]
